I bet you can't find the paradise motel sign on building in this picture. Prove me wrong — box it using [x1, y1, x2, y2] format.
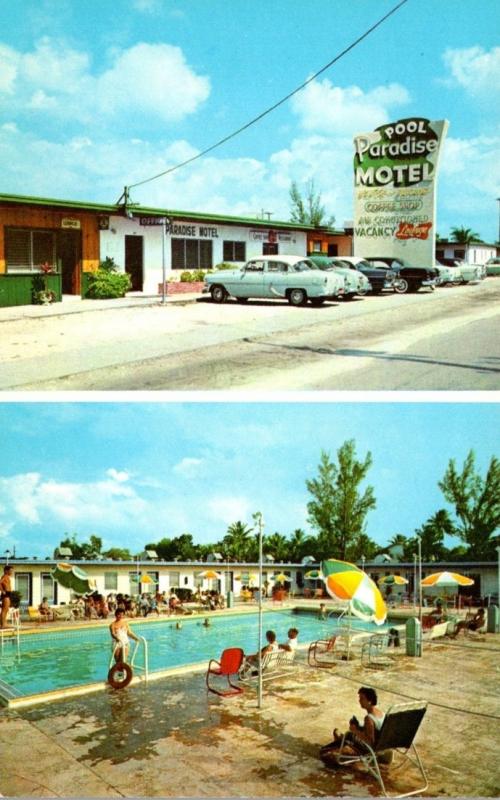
[353, 117, 449, 266]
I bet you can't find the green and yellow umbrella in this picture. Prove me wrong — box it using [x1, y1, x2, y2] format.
[378, 575, 409, 587]
[304, 569, 323, 580]
[51, 562, 97, 596]
[321, 558, 387, 625]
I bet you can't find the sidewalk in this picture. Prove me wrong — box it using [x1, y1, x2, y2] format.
[0, 290, 204, 323]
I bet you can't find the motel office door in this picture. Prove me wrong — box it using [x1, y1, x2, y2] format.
[57, 229, 82, 295]
[125, 235, 144, 291]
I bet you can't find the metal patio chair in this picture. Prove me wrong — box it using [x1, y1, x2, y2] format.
[206, 647, 245, 696]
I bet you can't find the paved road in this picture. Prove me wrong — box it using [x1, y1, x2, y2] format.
[1, 280, 499, 390]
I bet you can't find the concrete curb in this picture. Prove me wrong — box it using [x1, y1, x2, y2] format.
[0, 291, 206, 323]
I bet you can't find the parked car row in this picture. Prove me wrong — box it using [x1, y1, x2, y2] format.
[203, 253, 489, 307]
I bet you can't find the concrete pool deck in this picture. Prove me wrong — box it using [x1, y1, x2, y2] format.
[0, 630, 499, 797]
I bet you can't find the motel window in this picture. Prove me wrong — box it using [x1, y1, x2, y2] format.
[168, 571, 180, 588]
[41, 572, 58, 604]
[5, 228, 56, 273]
[104, 571, 118, 591]
[312, 240, 322, 252]
[171, 238, 213, 270]
[262, 242, 278, 255]
[223, 241, 246, 261]
[15, 572, 32, 607]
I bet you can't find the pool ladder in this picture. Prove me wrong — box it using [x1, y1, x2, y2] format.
[0, 608, 20, 658]
[110, 635, 149, 683]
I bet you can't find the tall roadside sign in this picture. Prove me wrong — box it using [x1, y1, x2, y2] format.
[353, 118, 449, 266]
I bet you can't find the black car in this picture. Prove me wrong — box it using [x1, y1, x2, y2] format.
[364, 257, 438, 293]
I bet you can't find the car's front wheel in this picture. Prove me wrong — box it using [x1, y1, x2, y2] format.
[210, 285, 228, 303]
[288, 288, 307, 306]
[393, 277, 409, 294]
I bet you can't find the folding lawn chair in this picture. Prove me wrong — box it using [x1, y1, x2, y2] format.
[335, 701, 428, 798]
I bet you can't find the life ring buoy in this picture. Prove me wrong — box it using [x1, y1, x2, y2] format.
[108, 661, 133, 689]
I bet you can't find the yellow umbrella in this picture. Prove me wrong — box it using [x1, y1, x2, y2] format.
[273, 572, 289, 582]
[197, 569, 222, 580]
[139, 574, 157, 584]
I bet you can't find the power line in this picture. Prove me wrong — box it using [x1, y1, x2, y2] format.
[125, 0, 409, 195]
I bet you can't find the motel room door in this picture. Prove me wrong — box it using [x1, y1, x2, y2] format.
[57, 229, 82, 295]
[125, 235, 144, 291]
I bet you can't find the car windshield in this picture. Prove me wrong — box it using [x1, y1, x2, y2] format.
[291, 260, 315, 272]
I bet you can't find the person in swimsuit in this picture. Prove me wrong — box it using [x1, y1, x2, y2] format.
[320, 686, 385, 765]
[0, 565, 14, 629]
[109, 608, 139, 662]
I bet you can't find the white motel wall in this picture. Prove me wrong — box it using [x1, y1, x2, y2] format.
[100, 216, 309, 295]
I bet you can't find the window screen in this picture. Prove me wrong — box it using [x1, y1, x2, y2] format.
[223, 241, 246, 261]
[5, 228, 56, 272]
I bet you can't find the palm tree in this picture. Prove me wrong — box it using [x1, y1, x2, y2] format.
[264, 532, 289, 563]
[288, 528, 313, 563]
[222, 521, 254, 561]
[450, 226, 481, 244]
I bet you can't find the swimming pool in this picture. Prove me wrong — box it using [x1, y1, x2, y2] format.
[0, 609, 385, 705]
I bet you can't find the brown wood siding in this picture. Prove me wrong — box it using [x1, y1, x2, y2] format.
[307, 232, 353, 257]
[0, 205, 100, 277]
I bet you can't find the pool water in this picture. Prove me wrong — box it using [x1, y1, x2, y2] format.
[0, 610, 384, 698]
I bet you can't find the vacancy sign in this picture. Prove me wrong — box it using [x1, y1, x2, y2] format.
[353, 118, 449, 266]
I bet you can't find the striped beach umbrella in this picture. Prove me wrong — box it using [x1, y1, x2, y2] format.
[197, 570, 222, 580]
[378, 575, 409, 586]
[321, 558, 387, 625]
[51, 563, 97, 596]
[420, 571, 474, 588]
[304, 569, 323, 580]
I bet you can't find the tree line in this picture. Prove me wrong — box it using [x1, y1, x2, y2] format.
[57, 440, 499, 564]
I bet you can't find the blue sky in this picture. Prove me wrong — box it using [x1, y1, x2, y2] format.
[0, 401, 498, 559]
[0, 0, 498, 240]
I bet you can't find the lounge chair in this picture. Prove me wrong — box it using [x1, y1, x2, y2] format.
[206, 647, 245, 696]
[27, 606, 42, 623]
[361, 633, 397, 669]
[240, 648, 296, 683]
[334, 701, 428, 798]
[422, 621, 448, 642]
[308, 635, 338, 667]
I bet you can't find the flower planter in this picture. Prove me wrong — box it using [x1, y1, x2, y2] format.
[158, 281, 205, 295]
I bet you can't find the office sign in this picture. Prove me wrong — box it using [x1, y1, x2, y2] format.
[353, 118, 448, 265]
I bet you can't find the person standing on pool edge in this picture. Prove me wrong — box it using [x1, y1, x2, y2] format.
[0, 564, 14, 628]
[109, 608, 139, 662]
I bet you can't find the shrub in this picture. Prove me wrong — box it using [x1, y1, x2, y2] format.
[10, 590, 22, 609]
[179, 271, 194, 282]
[179, 269, 212, 282]
[99, 257, 120, 273]
[87, 270, 131, 299]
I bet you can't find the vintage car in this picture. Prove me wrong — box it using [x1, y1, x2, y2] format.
[331, 256, 398, 294]
[435, 261, 462, 286]
[363, 256, 438, 293]
[485, 257, 500, 276]
[204, 255, 345, 306]
[307, 255, 372, 299]
[437, 260, 483, 284]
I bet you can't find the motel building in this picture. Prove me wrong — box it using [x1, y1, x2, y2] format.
[0, 191, 354, 308]
[4, 555, 498, 615]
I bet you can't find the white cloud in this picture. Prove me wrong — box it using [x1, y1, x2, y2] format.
[173, 457, 204, 477]
[207, 496, 251, 525]
[0, 471, 147, 528]
[106, 468, 131, 483]
[443, 46, 500, 96]
[290, 78, 410, 136]
[0, 38, 210, 125]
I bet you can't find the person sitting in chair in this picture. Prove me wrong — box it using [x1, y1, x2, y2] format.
[38, 597, 54, 621]
[320, 686, 385, 766]
[241, 630, 279, 676]
[280, 627, 299, 652]
[452, 607, 485, 637]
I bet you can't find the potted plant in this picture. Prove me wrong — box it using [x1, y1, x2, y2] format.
[33, 262, 57, 305]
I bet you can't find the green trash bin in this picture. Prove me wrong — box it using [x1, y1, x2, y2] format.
[405, 617, 422, 657]
[226, 590, 234, 609]
[487, 604, 499, 633]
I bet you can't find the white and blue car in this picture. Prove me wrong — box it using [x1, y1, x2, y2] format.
[204, 255, 345, 306]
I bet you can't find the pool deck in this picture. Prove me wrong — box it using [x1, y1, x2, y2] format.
[0, 613, 499, 798]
